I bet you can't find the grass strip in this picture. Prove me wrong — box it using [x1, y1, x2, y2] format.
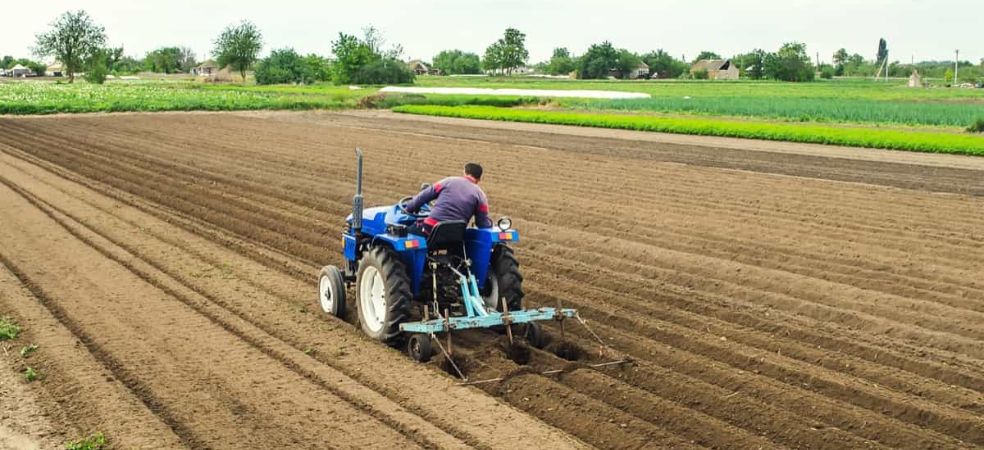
[392, 105, 984, 156]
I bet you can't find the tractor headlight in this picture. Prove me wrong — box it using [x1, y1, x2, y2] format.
[497, 217, 512, 231]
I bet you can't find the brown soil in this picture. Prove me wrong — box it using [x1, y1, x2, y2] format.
[0, 111, 981, 449]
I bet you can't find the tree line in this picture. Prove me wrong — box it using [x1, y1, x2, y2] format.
[9, 10, 983, 85]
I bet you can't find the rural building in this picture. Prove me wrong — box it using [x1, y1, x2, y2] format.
[192, 60, 218, 76]
[8, 64, 33, 77]
[908, 69, 923, 88]
[407, 60, 431, 76]
[46, 62, 64, 77]
[608, 62, 650, 79]
[690, 59, 740, 80]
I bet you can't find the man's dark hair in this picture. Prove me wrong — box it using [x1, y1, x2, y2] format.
[464, 162, 483, 180]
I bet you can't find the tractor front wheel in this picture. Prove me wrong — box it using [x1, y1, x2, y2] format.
[483, 245, 524, 312]
[318, 265, 346, 317]
[356, 246, 412, 345]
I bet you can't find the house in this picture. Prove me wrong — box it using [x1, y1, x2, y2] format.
[192, 60, 218, 76]
[907, 69, 923, 88]
[690, 59, 739, 80]
[9, 64, 33, 77]
[628, 62, 650, 79]
[407, 60, 431, 76]
[46, 62, 64, 77]
[0, 68, 6, 77]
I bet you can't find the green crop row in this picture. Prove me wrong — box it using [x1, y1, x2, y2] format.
[0, 82, 369, 114]
[560, 97, 984, 128]
[392, 105, 984, 156]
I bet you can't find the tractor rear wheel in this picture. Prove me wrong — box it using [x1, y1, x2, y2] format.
[483, 245, 524, 312]
[356, 246, 412, 345]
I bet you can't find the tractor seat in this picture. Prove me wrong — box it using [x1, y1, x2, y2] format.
[427, 220, 467, 250]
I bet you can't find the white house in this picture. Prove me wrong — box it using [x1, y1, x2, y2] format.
[9, 64, 32, 77]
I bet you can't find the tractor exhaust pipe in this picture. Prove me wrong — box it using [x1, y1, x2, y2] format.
[352, 148, 364, 234]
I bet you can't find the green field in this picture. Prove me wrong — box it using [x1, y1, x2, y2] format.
[393, 104, 984, 156]
[0, 80, 373, 114]
[3, 76, 983, 155]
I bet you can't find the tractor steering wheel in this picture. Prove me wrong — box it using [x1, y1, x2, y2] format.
[398, 196, 429, 218]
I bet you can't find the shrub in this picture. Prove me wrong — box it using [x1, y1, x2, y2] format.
[692, 69, 709, 80]
[84, 51, 109, 84]
[968, 118, 984, 133]
[0, 316, 20, 340]
[820, 66, 835, 79]
[255, 48, 329, 85]
[351, 59, 414, 84]
[66, 432, 107, 450]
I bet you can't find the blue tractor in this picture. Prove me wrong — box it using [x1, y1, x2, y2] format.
[318, 149, 576, 363]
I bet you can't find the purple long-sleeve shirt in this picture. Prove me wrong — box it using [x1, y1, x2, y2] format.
[405, 175, 492, 229]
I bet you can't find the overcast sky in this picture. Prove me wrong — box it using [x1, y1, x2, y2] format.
[3, 0, 980, 65]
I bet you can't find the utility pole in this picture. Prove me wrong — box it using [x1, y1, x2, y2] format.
[954, 49, 959, 86]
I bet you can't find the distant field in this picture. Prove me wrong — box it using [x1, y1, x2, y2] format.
[393, 104, 984, 156]
[3, 76, 983, 155]
[0, 80, 372, 114]
[417, 77, 984, 128]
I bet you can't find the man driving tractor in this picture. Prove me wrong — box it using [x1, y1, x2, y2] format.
[405, 162, 493, 236]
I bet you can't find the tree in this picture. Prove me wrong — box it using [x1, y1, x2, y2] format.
[693, 51, 721, 62]
[578, 41, 619, 79]
[733, 49, 766, 79]
[832, 48, 849, 75]
[15, 59, 46, 76]
[330, 29, 409, 85]
[303, 54, 331, 82]
[254, 49, 331, 85]
[84, 49, 108, 84]
[482, 42, 503, 74]
[876, 38, 888, 66]
[213, 20, 262, 81]
[352, 59, 414, 84]
[615, 49, 642, 79]
[33, 10, 107, 83]
[484, 28, 528, 75]
[1, 56, 14, 69]
[763, 42, 815, 82]
[543, 47, 577, 75]
[331, 32, 375, 84]
[178, 47, 197, 72]
[641, 49, 687, 78]
[144, 47, 183, 73]
[433, 50, 482, 75]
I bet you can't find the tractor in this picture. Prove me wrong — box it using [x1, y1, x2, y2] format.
[317, 149, 576, 363]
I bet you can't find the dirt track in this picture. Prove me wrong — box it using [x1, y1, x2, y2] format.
[0, 111, 981, 449]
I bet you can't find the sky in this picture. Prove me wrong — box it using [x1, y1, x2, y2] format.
[2, 0, 980, 65]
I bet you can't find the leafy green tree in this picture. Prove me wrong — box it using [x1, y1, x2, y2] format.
[1, 56, 14, 69]
[213, 20, 262, 81]
[544, 47, 577, 75]
[144, 47, 183, 73]
[578, 41, 618, 79]
[693, 51, 721, 62]
[819, 64, 835, 79]
[254, 49, 331, 85]
[254, 48, 307, 85]
[482, 42, 503, 74]
[84, 49, 108, 84]
[615, 49, 642, 78]
[303, 54, 331, 82]
[352, 58, 414, 84]
[331, 32, 375, 84]
[433, 50, 482, 75]
[832, 48, 849, 75]
[733, 49, 766, 79]
[484, 28, 528, 75]
[763, 42, 815, 82]
[33, 10, 107, 83]
[640, 49, 687, 79]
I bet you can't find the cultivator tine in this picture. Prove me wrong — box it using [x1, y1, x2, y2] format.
[432, 332, 467, 381]
[575, 312, 619, 358]
[501, 297, 514, 345]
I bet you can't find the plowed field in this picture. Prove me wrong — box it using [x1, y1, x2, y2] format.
[0, 111, 981, 449]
